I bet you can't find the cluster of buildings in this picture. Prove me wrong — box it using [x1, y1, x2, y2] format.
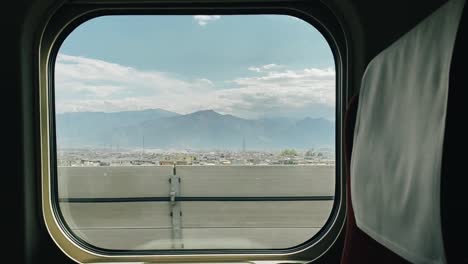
[57, 148, 335, 167]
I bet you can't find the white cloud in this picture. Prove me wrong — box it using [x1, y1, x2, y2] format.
[55, 54, 215, 112]
[215, 66, 335, 117]
[193, 15, 221, 26]
[248, 64, 282, 73]
[55, 54, 335, 119]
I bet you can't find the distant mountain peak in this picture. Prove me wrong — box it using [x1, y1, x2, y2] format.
[56, 108, 334, 149]
[189, 109, 222, 116]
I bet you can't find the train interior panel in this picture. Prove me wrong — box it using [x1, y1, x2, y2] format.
[11, 0, 467, 263]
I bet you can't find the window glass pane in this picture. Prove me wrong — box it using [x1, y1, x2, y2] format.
[54, 15, 335, 250]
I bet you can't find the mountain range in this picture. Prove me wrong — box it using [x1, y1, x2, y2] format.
[56, 109, 334, 150]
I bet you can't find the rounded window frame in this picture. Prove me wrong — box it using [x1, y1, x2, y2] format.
[39, 1, 348, 263]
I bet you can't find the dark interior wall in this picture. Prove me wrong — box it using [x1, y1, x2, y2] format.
[11, 0, 449, 263]
[16, 0, 75, 263]
[7, 2, 32, 263]
[353, 0, 448, 59]
[6, 0, 65, 263]
[324, 0, 448, 97]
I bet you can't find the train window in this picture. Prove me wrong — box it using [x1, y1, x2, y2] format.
[45, 12, 341, 258]
[54, 14, 335, 251]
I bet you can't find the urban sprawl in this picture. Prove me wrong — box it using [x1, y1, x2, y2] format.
[57, 149, 335, 167]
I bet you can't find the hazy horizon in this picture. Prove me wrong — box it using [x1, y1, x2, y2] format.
[56, 108, 336, 122]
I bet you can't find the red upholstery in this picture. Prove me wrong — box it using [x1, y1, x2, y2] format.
[340, 95, 409, 264]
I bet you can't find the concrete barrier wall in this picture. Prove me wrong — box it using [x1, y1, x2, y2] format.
[58, 165, 335, 198]
[57, 165, 335, 250]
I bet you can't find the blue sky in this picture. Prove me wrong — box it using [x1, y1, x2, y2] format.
[56, 15, 335, 119]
